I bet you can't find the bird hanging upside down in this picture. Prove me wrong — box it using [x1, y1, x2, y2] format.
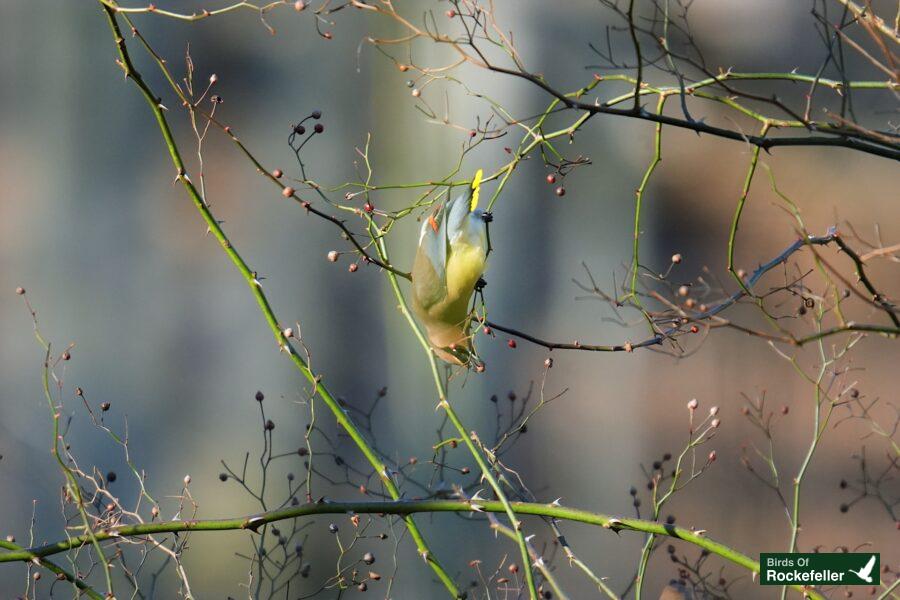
[411, 170, 489, 365]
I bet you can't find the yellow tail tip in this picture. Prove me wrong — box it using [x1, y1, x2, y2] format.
[470, 168, 483, 211]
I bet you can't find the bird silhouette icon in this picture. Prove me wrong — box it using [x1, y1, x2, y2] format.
[849, 555, 876, 583]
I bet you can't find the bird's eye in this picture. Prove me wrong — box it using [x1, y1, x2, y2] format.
[481, 211, 493, 223]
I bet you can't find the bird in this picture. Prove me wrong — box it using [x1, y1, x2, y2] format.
[849, 554, 876, 583]
[658, 581, 693, 600]
[411, 169, 489, 365]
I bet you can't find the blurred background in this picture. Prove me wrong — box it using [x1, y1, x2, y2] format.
[0, 1, 897, 597]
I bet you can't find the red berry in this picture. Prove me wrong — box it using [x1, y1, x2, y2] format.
[555, 186, 566, 197]
[364, 202, 374, 213]
[446, 9, 456, 18]
[507, 339, 517, 349]
[483, 326, 492, 335]
[546, 174, 556, 184]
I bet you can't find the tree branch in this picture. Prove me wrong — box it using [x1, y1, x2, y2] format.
[0, 499, 826, 600]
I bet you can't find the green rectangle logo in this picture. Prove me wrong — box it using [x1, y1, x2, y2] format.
[760, 553, 880, 586]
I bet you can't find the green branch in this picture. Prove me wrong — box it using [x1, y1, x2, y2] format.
[369, 224, 540, 599]
[0, 539, 103, 600]
[0, 499, 825, 600]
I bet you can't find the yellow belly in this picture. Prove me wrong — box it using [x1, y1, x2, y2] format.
[445, 241, 486, 303]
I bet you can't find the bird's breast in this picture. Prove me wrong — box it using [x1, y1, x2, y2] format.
[445, 241, 486, 302]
